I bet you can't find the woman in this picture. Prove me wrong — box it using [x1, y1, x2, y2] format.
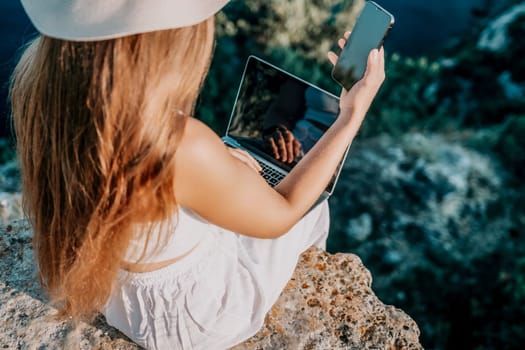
[11, 0, 385, 349]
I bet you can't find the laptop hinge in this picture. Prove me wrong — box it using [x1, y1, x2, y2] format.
[222, 135, 241, 148]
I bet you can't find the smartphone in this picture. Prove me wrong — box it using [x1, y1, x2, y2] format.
[332, 1, 394, 90]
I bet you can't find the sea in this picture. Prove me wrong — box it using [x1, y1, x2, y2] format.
[379, 0, 486, 56]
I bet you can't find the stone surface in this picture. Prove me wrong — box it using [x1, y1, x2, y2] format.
[478, 2, 525, 52]
[328, 132, 523, 348]
[0, 221, 141, 350]
[0, 192, 22, 225]
[0, 221, 421, 349]
[232, 248, 421, 350]
[329, 132, 512, 292]
[0, 159, 21, 194]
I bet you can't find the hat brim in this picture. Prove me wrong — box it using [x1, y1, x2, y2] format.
[21, 0, 230, 41]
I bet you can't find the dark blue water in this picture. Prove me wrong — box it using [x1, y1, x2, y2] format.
[0, 0, 486, 136]
[380, 0, 485, 56]
[0, 2, 36, 137]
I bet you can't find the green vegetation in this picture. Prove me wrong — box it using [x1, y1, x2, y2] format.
[198, 0, 364, 133]
[495, 115, 525, 179]
[0, 138, 15, 164]
[200, 1, 525, 139]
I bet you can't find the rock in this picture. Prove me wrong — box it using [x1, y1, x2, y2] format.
[0, 221, 135, 350]
[0, 159, 21, 193]
[345, 212, 373, 242]
[328, 132, 520, 348]
[232, 248, 421, 350]
[497, 70, 525, 100]
[0, 221, 422, 349]
[330, 132, 510, 281]
[477, 3, 525, 52]
[0, 192, 23, 226]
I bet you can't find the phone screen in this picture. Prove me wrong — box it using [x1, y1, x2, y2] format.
[332, 1, 394, 90]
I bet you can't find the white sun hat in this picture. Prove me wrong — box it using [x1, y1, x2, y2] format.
[21, 0, 230, 41]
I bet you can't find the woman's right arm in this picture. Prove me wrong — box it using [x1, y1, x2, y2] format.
[175, 45, 385, 239]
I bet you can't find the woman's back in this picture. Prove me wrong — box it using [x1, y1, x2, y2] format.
[123, 207, 209, 266]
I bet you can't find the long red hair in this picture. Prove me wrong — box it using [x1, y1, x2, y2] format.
[10, 18, 215, 321]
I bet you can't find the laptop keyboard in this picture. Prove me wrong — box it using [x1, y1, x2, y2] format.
[258, 160, 285, 186]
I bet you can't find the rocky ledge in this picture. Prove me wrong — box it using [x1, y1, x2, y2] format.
[0, 220, 421, 349]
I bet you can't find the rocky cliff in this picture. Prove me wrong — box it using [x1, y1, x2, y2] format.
[0, 220, 421, 349]
[0, 130, 518, 349]
[328, 131, 522, 348]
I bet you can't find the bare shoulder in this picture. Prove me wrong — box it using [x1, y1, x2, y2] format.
[174, 117, 233, 205]
[178, 117, 223, 157]
[175, 116, 232, 174]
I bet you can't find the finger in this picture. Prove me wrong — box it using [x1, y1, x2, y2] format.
[377, 47, 385, 77]
[228, 148, 245, 161]
[283, 130, 294, 164]
[269, 137, 279, 160]
[338, 38, 346, 49]
[327, 51, 338, 66]
[278, 125, 290, 140]
[293, 139, 301, 159]
[338, 31, 351, 49]
[250, 158, 262, 173]
[227, 147, 239, 158]
[231, 148, 247, 158]
[363, 48, 382, 80]
[328, 31, 351, 66]
[238, 149, 262, 173]
[378, 47, 385, 76]
[229, 149, 260, 173]
[276, 131, 288, 162]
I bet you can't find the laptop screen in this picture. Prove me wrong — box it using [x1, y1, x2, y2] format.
[226, 56, 344, 193]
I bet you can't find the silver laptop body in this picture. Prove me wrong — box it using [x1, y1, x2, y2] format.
[222, 55, 350, 207]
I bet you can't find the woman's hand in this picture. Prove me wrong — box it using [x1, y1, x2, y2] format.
[263, 124, 302, 163]
[327, 31, 385, 122]
[227, 147, 262, 173]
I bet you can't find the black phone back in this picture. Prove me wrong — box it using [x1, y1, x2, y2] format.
[332, 1, 394, 90]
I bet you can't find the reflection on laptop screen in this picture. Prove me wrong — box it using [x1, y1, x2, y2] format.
[226, 56, 342, 191]
[227, 57, 340, 163]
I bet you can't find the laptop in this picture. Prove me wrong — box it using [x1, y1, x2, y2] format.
[222, 55, 350, 207]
